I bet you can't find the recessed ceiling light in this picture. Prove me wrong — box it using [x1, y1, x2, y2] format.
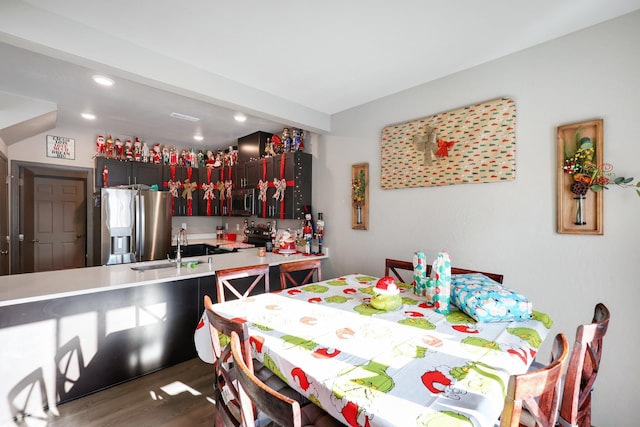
[81, 112, 96, 120]
[193, 135, 204, 141]
[234, 113, 247, 122]
[92, 74, 114, 86]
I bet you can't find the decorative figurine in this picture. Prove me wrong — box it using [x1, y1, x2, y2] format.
[271, 134, 282, 155]
[370, 276, 403, 311]
[303, 212, 314, 254]
[105, 135, 114, 158]
[293, 128, 304, 151]
[264, 138, 275, 157]
[153, 143, 162, 164]
[125, 139, 133, 161]
[169, 146, 178, 165]
[102, 165, 109, 187]
[162, 146, 170, 164]
[282, 127, 292, 152]
[115, 138, 124, 160]
[134, 137, 142, 161]
[197, 150, 205, 168]
[141, 141, 150, 163]
[96, 135, 106, 156]
[316, 212, 324, 255]
[181, 148, 191, 167]
[205, 150, 216, 168]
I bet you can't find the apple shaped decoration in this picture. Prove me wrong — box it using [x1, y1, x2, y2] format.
[371, 276, 402, 311]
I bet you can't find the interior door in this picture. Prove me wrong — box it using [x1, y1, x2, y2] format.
[0, 154, 8, 275]
[33, 176, 86, 271]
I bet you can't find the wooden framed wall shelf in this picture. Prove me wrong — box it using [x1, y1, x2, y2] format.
[557, 119, 604, 235]
[351, 163, 369, 230]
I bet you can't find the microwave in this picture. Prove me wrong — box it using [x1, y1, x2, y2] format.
[231, 188, 255, 216]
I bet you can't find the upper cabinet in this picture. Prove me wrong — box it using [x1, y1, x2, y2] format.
[162, 165, 200, 216]
[95, 157, 163, 188]
[252, 152, 311, 220]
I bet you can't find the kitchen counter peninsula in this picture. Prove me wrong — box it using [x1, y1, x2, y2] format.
[0, 248, 328, 425]
[0, 246, 327, 307]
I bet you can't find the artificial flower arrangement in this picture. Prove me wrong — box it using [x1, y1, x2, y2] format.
[352, 168, 367, 207]
[563, 129, 638, 197]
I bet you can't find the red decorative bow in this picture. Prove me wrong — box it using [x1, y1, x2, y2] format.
[436, 139, 455, 157]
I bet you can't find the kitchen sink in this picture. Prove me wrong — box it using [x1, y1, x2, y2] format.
[131, 259, 203, 271]
[170, 243, 238, 257]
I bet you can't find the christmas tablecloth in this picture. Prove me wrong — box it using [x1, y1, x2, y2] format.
[208, 274, 553, 427]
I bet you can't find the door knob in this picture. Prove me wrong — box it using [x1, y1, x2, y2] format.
[32, 239, 39, 243]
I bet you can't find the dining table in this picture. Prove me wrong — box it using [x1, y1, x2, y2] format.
[206, 273, 553, 427]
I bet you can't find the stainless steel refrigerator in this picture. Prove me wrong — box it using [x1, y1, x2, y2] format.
[97, 187, 172, 265]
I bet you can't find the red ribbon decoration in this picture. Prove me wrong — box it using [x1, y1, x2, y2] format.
[207, 168, 213, 216]
[436, 139, 455, 157]
[261, 158, 268, 217]
[278, 156, 295, 219]
[169, 165, 176, 215]
[186, 167, 193, 216]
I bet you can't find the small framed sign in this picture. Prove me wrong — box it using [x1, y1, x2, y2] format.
[46, 135, 75, 160]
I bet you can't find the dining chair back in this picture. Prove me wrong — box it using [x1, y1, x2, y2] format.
[216, 264, 270, 303]
[450, 267, 504, 284]
[385, 259, 504, 285]
[230, 330, 300, 427]
[204, 295, 312, 427]
[279, 259, 322, 289]
[229, 331, 341, 427]
[558, 303, 610, 427]
[500, 333, 569, 427]
[204, 294, 250, 426]
[384, 258, 416, 284]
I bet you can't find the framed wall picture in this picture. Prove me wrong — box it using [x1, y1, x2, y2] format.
[46, 135, 75, 160]
[351, 163, 369, 230]
[557, 119, 604, 235]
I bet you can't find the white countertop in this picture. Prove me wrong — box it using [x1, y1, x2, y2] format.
[0, 246, 328, 307]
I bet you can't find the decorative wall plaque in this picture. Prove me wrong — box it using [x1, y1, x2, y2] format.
[380, 97, 516, 189]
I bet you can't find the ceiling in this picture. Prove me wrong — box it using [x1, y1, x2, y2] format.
[1, 0, 639, 150]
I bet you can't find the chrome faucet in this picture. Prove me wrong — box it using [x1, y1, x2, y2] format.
[174, 228, 188, 265]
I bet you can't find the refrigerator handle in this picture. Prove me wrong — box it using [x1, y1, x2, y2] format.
[137, 192, 145, 260]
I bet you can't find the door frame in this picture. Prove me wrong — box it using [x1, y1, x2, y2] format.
[0, 153, 8, 275]
[10, 161, 95, 274]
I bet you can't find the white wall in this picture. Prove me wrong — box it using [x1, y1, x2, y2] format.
[315, 11, 640, 427]
[8, 125, 96, 169]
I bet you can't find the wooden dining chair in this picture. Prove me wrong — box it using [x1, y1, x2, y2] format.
[450, 267, 504, 284]
[216, 264, 270, 303]
[229, 330, 341, 427]
[558, 303, 610, 427]
[499, 333, 569, 427]
[204, 295, 309, 426]
[384, 258, 416, 284]
[204, 294, 246, 426]
[279, 259, 322, 289]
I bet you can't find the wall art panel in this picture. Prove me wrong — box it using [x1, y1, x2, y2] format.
[380, 97, 516, 189]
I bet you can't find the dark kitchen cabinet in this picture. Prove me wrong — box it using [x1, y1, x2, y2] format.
[238, 131, 270, 163]
[198, 167, 222, 216]
[96, 157, 131, 187]
[163, 165, 200, 216]
[95, 157, 163, 188]
[254, 152, 311, 220]
[133, 162, 164, 187]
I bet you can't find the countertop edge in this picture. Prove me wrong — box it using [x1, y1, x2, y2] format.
[0, 249, 329, 307]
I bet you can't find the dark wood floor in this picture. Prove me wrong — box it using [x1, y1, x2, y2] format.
[41, 358, 216, 427]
